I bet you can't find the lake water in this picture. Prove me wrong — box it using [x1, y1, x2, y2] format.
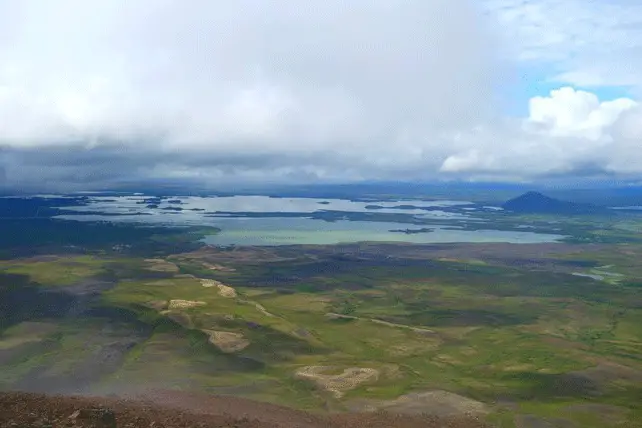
[55, 195, 566, 246]
[201, 218, 565, 246]
[63, 195, 475, 218]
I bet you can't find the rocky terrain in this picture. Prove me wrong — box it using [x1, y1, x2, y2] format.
[0, 391, 489, 428]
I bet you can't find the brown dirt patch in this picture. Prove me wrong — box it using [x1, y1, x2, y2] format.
[0, 391, 490, 428]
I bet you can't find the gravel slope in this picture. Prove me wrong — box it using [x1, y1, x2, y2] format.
[0, 391, 489, 428]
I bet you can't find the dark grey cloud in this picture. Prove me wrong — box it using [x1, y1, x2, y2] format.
[0, 0, 501, 188]
[0, 1, 641, 189]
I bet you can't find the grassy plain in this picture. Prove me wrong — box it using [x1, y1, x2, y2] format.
[1, 215, 642, 427]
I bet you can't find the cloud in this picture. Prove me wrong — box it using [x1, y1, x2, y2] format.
[0, 0, 506, 189]
[0, 1, 494, 147]
[1, 1, 641, 189]
[440, 87, 642, 179]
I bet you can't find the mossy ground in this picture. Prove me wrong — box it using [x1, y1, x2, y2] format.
[1, 241, 641, 426]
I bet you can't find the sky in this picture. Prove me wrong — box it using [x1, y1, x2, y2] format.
[0, 0, 641, 190]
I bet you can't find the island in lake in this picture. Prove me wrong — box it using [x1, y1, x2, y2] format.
[389, 227, 435, 234]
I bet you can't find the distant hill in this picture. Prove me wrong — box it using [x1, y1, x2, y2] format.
[502, 191, 608, 215]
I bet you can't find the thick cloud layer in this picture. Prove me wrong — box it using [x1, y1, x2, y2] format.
[0, 0, 640, 189]
[440, 88, 642, 179]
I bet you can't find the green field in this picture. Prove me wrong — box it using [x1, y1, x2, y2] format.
[1, 237, 641, 427]
[1, 211, 642, 427]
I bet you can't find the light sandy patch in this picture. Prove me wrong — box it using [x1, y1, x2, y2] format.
[240, 300, 275, 317]
[325, 313, 358, 320]
[203, 262, 236, 272]
[203, 330, 250, 353]
[168, 300, 206, 309]
[200, 279, 238, 298]
[217, 284, 237, 297]
[295, 366, 379, 398]
[503, 364, 536, 372]
[347, 390, 487, 417]
[200, 279, 218, 288]
[370, 318, 436, 335]
[253, 302, 275, 317]
[143, 259, 179, 273]
[326, 313, 436, 337]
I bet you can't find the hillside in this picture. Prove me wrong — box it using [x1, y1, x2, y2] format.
[0, 391, 488, 428]
[502, 191, 608, 214]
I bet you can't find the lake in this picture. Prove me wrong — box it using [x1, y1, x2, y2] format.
[55, 195, 566, 246]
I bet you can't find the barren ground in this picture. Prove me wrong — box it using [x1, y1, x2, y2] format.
[0, 391, 490, 428]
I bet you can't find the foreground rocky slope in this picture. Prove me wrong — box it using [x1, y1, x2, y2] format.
[0, 391, 488, 428]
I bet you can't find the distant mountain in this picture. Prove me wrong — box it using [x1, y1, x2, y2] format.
[502, 191, 609, 215]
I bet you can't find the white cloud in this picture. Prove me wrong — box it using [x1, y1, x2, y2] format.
[528, 87, 637, 140]
[440, 87, 642, 178]
[0, 0, 504, 188]
[0, 1, 494, 146]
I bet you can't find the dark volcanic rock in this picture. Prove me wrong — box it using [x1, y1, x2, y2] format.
[69, 408, 117, 428]
[0, 391, 490, 428]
